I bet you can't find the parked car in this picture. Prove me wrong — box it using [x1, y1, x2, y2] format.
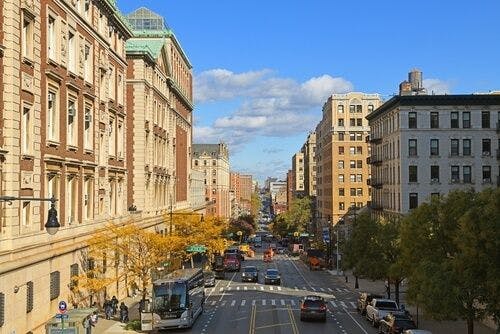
[378, 313, 417, 334]
[264, 269, 281, 285]
[357, 293, 384, 315]
[241, 266, 259, 282]
[403, 330, 432, 334]
[203, 271, 216, 287]
[300, 295, 327, 322]
[366, 299, 402, 327]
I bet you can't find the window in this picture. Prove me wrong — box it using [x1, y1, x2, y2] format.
[409, 193, 418, 209]
[430, 112, 439, 128]
[368, 105, 374, 113]
[451, 166, 460, 183]
[338, 146, 344, 155]
[26, 281, 33, 313]
[349, 118, 356, 126]
[212, 160, 217, 166]
[67, 176, 77, 224]
[117, 121, 124, 158]
[84, 44, 93, 83]
[338, 160, 344, 169]
[47, 174, 60, 213]
[108, 118, 115, 156]
[482, 166, 491, 183]
[338, 174, 344, 183]
[356, 174, 363, 182]
[463, 139, 471, 156]
[356, 133, 363, 141]
[350, 174, 356, 182]
[409, 165, 418, 183]
[482, 139, 491, 156]
[22, 13, 34, 59]
[21, 103, 32, 155]
[349, 133, 356, 141]
[356, 160, 363, 168]
[338, 132, 344, 141]
[194, 160, 198, 166]
[67, 96, 77, 146]
[338, 119, 344, 127]
[50, 271, 60, 300]
[70, 263, 79, 289]
[117, 73, 124, 105]
[357, 118, 362, 126]
[408, 139, 417, 156]
[408, 112, 417, 128]
[68, 30, 76, 73]
[83, 177, 93, 220]
[212, 179, 216, 184]
[350, 160, 356, 168]
[431, 165, 440, 183]
[109, 179, 116, 215]
[84, 104, 93, 150]
[431, 192, 440, 199]
[451, 112, 459, 128]
[430, 139, 439, 156]
[450, 139, 459, 156]
[108, 66, 115, 100]
[48, 15, 57, 60]
[462, 112, 471, 128]
[339, 202, 345, 210]
[463, 166, 471, 183]
[350, 188, 356, 196]
[21, 201, 30, 226]
[356, 188, 363, 196]
[338, 105, 344, 113]
[349, 105, 355, 113]
[84, 0, 91, 19]
[339, 188, 344, 196]
[47, 88, 59, 142]
[481, 111, 490, 128]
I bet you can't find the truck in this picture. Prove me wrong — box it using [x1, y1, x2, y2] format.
[365, 298, 403, 327]
[212, 255, 225, 279]
[289, 243, 304, 256]
[305, 249, 325, 270]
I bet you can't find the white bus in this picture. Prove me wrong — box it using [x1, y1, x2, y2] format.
[141, 268, 205, 331]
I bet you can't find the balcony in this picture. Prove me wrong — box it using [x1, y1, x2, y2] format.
[367, 155, 382, 165]
[371, 179, 383, 189]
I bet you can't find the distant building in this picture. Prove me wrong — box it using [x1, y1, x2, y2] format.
[264, 177, 278, 192]
[291, 152, 305, 197]
[192, 143, 231, 218]
[269, 180, 287, 216]
[366, 93, 500, 217]
[286, 170, 294, 210]
[230, 172, 253, 216]
[316, 92, 382, 225]
[301, 132, 317, 197]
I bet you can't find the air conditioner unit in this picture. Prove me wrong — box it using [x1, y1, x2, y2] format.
[84, 112, 92, 123]
[68, 105, 76, 117]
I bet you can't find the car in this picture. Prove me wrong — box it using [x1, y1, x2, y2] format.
[378, 313, 417, 334]
[403, 330, 432, 334]
[357, 293, 384, 315]
[366, 298, 402, 327]
[277, 247, 286, 254]
[203, 271, 216, 287]
[300, 295, 327, 322]
[241, 266, 259, 282]
[264, 268, 281, 285]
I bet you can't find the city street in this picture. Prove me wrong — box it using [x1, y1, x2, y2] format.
[184, 247, 377, 334]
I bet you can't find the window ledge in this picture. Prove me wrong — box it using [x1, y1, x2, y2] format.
[47, 58, 59, 67]
[22, 57, 34, 67]
[84, 148, 94, 155]
[84, 81, 93, 88]
[21, 154, 34, 160]
[47, 140, 60, 148]
[429, 155, 441, 158]
[67, 145, 78, 152]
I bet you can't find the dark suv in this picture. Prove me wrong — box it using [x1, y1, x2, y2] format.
[357, 293, 383, 315]
[241, 266, 258, 282]
[300, 295, 327, 322]
[378, 313, 417, 333]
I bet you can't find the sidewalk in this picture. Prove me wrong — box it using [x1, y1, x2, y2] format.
[328, 270, 497, 334]
[93, 295, 142, 333]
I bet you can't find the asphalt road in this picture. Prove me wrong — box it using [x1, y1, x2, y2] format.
[171, 245, 380, 334]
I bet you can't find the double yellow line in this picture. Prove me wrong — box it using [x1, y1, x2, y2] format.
[248, 304, 299, 334]
[287, 305, 299, 334]
[248, 304, 256, 334]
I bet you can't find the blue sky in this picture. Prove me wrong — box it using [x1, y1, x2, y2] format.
[118, 0, 500, 184]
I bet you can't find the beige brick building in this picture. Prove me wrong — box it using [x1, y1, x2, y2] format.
[291, 152, 305, 197]
[301, 132, 317, 197]
[0, 0, 136, 332]
[315, 93, 382, 226]
[192, 144, 230, 219]
[124, 7, 195, 220]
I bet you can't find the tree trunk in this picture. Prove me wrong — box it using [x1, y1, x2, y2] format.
[467, 315, 474, 334]
[386, 279, 391, 299]
[394, 280, 400, 305]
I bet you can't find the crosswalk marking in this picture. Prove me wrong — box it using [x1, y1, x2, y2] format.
[260, 286, 264, 291]
[231, 300, 236, 307]
[253, 286, 256, 290]
[320, 287, 325, 292]
[277, 287, 282, 291]
[241, 300, 246, 306]
[252, 300, 256, 306]
[269, 286, 274, 291]
[330, 301, 337, 307]
[280, 299, 285, 306]
[350, 302, 356, 308]
[340, 301, 347, 308]
[221, 300, 227, 306]
[328, 288, 333, 292]
[311, 287, 317, 291]
[336, 288, 342, 292]
[302, 286, 307, 290]
[244, 286, 247, 291]
[236, 286, 240, 291]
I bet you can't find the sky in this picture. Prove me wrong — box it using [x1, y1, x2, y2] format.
[118, 0, 500, 184]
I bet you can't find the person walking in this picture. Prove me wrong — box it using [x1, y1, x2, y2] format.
[119, 302, 129, 323]
[111, 296, 118, 316]
[104, 299, 112, 320]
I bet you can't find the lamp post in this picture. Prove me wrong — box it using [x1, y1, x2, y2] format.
[0, 196, 59, 235]
[348, 205, 359, 288]
[236, 230, 243, 243]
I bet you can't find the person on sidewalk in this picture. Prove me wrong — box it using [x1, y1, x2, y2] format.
[119, 302, 129, 323]
[90, 311, 99, 327]
[104, 299, 113, 320]
[111, 296, 118, 315]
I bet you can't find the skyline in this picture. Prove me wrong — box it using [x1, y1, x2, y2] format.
[119, 0, 500, 183]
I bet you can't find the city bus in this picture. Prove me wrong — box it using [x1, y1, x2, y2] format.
[140, 268, 205, 331]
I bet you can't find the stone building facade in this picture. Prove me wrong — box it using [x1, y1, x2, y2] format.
[301, 132, 317, 197]
[192, 144, 230, 219]
[291, 152, 304, 197]
[0, 0, 134, 332]
[124, 7, 194, 223]
[230, 172, 252, 216]
[315, 92, 382, 226]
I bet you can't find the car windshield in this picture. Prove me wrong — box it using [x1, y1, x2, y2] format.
[153, 282, 187, 312]
[303, 300, 324, 308]
[395, 320, 416, 328]
[266, 269, 278, 275]
[377, 301, 398, 309]
[244, 267, 257, 272]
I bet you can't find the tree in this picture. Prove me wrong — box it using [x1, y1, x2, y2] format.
[400, 189, 500, 334]
[227, 214, 255, 239]
[283, 197, 312, 232]
[250, 193, 262, 218]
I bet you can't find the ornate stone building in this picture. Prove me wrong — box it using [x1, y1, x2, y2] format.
[0, 0, 132, 332]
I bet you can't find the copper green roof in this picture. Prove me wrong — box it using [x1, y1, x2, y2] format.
[126, 38, 166, 59]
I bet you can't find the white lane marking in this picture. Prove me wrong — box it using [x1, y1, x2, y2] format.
[291, 300, 296, 306]
[241, 300, 246, 306]
[280, 299, 285, 306]
[350, 302, 357, 308]
[328, 288, 333, 292]
[244, 286, 247, 291]
[260, 286, 264, 291]
[269, 286, 274, 291]
[231, 300, 236, 307]
[344, 307, 369, 334]
[340, 301, 347, 308]
[311, 287, 317, 291]
[210, 301, 216, 306]
[271, 299, 276, 306]
[262, 300, 266, 306]
[236, 286, 240, 291]
[336, 288, 342, 292]
[252, 300, 256, 306]
[320, 287, 325, 292]
[330, 301, 338, 307]
[277, 287, 282, 291]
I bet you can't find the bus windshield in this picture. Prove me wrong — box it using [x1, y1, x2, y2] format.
[153, 282, 187, 312]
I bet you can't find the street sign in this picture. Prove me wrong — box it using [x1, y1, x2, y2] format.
[186, 245, 207, 253]
[58, 301, 67, 313]
[55, 314, 69, 319]
[322, 227, 330, 243]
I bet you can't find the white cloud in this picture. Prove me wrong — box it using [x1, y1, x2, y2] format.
[424, 78, 451, 95]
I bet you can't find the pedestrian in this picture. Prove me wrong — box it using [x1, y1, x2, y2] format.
[82, 315, 92, 334]
[111, 296, 118, 315]
[90, 311, 99, 327]
[119, 302, 129, 323]
[104, 299, 112, 320]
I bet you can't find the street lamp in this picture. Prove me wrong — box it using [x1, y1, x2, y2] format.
[336, 218, 345, 275]
[0, 196, 60, 235]
[236, 230, 243, 243]
[348, 205, 359, 288]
